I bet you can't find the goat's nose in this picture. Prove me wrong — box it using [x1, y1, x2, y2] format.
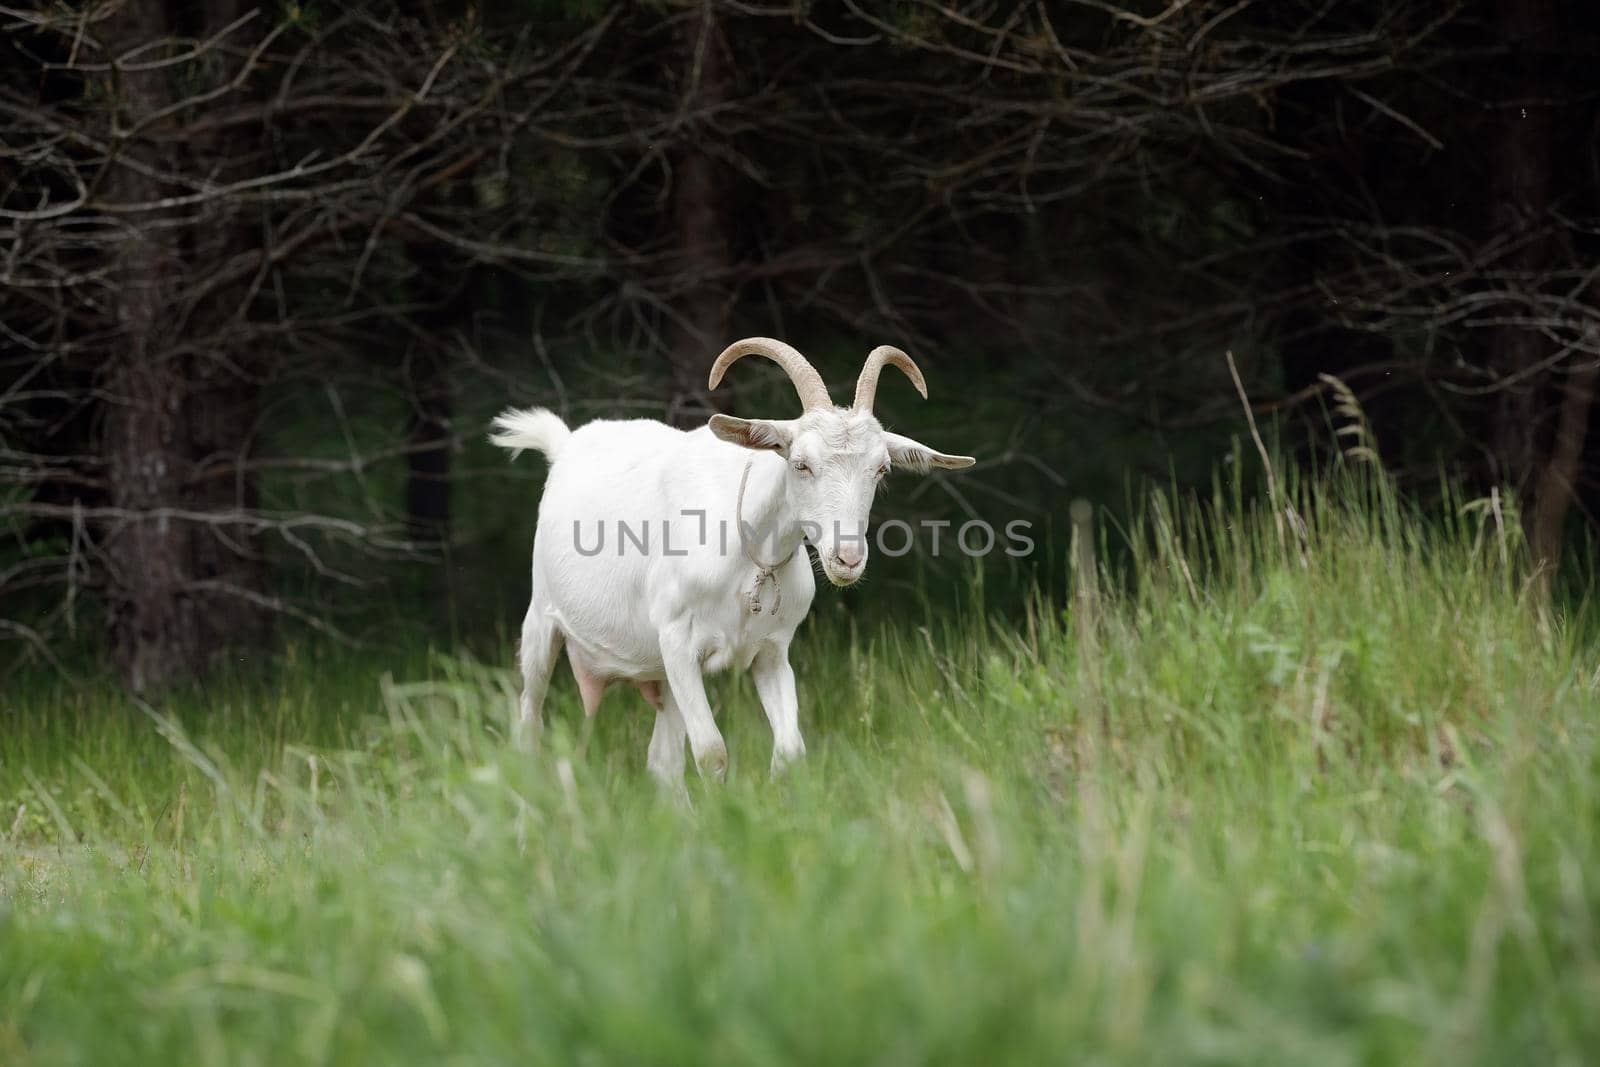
[835, 543, 863, 568]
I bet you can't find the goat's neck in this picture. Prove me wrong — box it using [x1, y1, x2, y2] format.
[738, 452, 804, 564]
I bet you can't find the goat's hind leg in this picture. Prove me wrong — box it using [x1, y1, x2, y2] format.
[643, 684, 690, 798]
[515, 603, 562, 751]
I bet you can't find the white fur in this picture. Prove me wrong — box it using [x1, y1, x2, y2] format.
[487, 408, 571, 460]
[494, 403, 972, 788]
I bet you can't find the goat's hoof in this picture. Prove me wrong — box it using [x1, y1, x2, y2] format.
[651, 775, 693, 808]
[513, 718, 543, 755]
[696, 744, 728, 782]
[769, 746, 805, 778]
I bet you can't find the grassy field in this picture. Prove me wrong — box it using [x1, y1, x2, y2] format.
[2, 477, 1598, 1065]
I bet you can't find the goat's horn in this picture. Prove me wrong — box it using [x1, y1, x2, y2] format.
[707, 337, 832, 411]
[853, 345, 928, 411]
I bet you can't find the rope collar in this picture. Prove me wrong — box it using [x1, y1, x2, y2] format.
[735, 457, 797, 615]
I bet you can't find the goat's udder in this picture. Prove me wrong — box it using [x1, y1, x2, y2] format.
[566, 645, 665, 716]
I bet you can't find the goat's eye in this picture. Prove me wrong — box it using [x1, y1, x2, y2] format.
[793, 459, 812, 475]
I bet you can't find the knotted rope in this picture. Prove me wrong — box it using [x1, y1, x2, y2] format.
[734, 458, 797, 615]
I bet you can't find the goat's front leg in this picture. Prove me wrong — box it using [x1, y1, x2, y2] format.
[752, 641, 805, 774]
[659, 625, 729, 782]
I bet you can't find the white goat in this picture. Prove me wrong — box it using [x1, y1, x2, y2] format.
[490, 338, 973, 786]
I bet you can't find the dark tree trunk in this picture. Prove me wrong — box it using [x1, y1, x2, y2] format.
[665, 3, 733, 425]
[101, 0, 264, 691]
[1488, 0, 1566, 565]
[1530, 356, 1598, 575]
[102, 2, 191, 691]
[103, 360, 201, 693]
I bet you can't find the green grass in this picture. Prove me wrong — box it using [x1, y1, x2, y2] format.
[3, 475, 1598, 1065]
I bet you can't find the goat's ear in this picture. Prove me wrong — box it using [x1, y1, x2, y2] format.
[884, 431, 975, 473]
[709, 414, 794, 454]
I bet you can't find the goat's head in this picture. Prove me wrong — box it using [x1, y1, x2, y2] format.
[707, 337, 974, 587]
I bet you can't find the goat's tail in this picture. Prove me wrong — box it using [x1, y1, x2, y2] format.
[488, 407, 571, 462]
